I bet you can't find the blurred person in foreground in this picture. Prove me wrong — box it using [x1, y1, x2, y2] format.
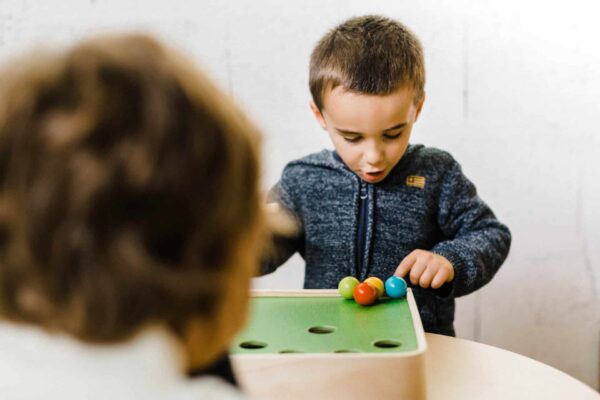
[0, 33, 268, 399]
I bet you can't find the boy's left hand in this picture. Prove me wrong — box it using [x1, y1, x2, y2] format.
[394, 250, 454, 289]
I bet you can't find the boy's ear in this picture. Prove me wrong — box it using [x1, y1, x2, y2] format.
[309, 101, 327, 130]
[415, 93, 426, 122]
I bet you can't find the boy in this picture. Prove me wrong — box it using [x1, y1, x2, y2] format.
[0, 33, 268, 398]
[263, 15, 511, 336]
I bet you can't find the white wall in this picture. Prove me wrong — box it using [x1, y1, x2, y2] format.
[1, 0, 599, 390]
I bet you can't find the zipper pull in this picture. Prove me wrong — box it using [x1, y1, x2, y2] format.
[360, 181, 368, 200]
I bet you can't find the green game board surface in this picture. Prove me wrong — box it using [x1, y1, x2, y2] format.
[231, 295, 418, 354]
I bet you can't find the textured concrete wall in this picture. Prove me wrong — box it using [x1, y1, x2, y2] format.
[1, 0, 598, 390]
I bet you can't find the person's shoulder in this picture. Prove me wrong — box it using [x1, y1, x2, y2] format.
[281, 149, 343, 180]
[405, 144, 457, 168]
[391, 144, 461, 187]
[286, 149, 338, 168]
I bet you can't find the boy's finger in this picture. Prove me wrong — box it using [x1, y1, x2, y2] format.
[430, 270, 447, 289]
[418, 266, 435, 288]
[395, 251, 417, 277]
[409, 259, 427, 285]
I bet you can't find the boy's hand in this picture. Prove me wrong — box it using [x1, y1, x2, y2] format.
[265, 202, 281, 213]
[394, 250, 454, 289]
[264, 202, 298, 237]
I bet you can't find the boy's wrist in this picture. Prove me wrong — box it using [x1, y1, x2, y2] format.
[429, 245, 465, 298]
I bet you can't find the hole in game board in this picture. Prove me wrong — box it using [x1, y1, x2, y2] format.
[239, 340, 267, 350]
[279, 349, 304, 354]
[308, 325, 337, 334]
[334, 349, 361, 353]
[372, 339, 402, 349]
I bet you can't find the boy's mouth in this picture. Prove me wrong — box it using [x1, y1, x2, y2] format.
[361, 170, 385, 182]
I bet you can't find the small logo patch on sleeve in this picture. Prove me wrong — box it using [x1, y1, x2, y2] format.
[406, 175, 426, 189]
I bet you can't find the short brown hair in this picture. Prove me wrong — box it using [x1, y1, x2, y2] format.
[0, 34, 265, 345]
[309, 15, 425, 110]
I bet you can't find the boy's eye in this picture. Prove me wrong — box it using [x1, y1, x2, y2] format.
[384, 131, 403, 140]
[343, 136, 361, 143]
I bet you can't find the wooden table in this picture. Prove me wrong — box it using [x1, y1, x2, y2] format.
[425, 333, 599, 399]
[233, 290, 599, 399]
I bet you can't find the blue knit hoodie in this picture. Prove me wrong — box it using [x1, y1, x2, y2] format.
[263, 144, 511, 336]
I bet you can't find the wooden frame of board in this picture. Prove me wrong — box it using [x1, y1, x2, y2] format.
[231, 289, 428, 400]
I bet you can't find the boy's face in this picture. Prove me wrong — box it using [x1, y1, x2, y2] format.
[311, 86, 424, 184]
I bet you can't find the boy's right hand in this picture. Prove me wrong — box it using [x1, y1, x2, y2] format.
[265, 202, 281, 213]
[264, 202, 298, 238]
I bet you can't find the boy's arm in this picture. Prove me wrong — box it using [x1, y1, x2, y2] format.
[260, 179, 304, 275]
[429, 158, 511, 298]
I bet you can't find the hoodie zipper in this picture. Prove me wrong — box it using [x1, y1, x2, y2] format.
[356, 180, 370, 279]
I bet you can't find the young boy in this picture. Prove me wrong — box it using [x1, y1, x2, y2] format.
[0, 33, 268, 398]
[263, 15, 511, 336]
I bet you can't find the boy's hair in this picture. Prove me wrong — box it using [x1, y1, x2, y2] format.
[309, 15, 425, 110]
[0, 34, 265, 343]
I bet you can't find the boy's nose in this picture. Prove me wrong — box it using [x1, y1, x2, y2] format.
[364, 143, 385, 166]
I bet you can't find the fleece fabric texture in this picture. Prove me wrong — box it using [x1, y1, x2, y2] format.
[264, 144, 511, 336]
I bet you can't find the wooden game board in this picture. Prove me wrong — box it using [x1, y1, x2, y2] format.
[231, 289, 427, 399]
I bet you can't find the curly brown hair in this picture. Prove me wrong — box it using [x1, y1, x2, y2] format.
[0, 33, 266, 357]
[309, 15, 425, 110]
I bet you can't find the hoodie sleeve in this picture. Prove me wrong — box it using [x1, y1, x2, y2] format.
[430, 157, 511, 298]
[260, 168, 305, 275]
